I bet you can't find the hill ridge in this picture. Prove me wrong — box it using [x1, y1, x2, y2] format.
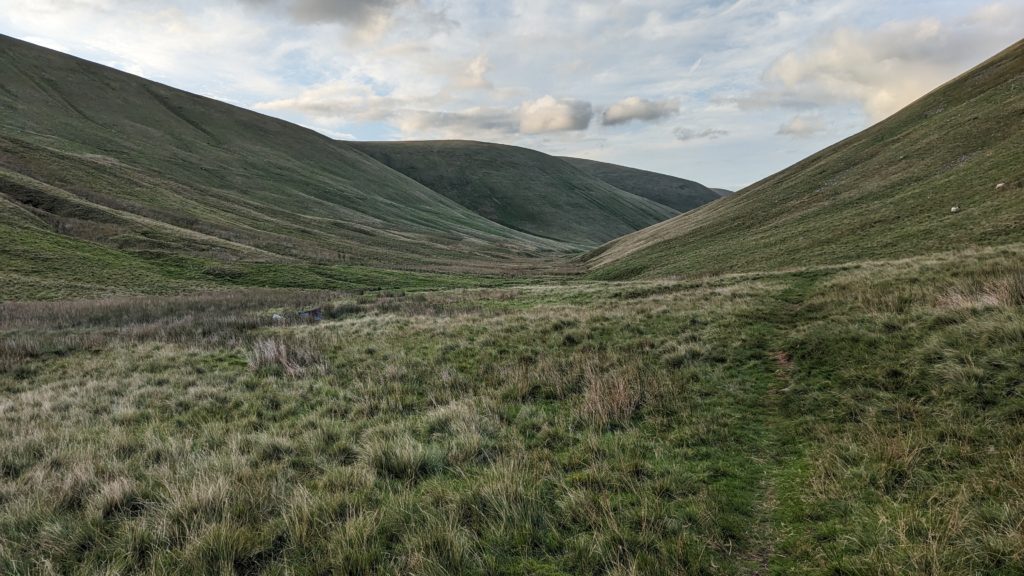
[559, 156, 720, 213]
[352, 139, 681, 246]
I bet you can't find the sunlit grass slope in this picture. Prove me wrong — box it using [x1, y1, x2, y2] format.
[587, 39, 1024, 279]
[353, 140, 679, 246]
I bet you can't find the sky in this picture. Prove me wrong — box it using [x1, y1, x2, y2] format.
[1, 1, 1022, 190]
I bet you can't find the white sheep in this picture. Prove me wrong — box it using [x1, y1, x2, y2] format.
[950, 206, 960, 213]
[995, 182, 1006, 191]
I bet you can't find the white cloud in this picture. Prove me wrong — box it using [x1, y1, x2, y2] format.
[257, 86, 592, 137]
[454, 54, 492, 90]
[404, 97, 593, 137]
[777, 115, 826, 137]
[255, 80, 401, 122]
[602, 97, 679, 126]
[518, 96, 593, 134]
[761, 3, 1024, 121]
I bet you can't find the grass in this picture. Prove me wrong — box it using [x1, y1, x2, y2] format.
[587, 39, 1024, 279]
[2, 244, 1022, 574]
[0, 194, 561, 300]
[353, 140, 679, 246]
[560, 156, 721, 214]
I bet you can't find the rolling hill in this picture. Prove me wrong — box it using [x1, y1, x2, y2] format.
[586, 39, 1024, 280]
[0, 34, 582, 298]
[352, 140, 679, 246]
[559, 156, 721, 213]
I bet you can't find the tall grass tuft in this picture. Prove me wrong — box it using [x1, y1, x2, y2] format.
[246, 337, 327, 377]
[359, 431, 445, 481]
[578, 364, 643, 429]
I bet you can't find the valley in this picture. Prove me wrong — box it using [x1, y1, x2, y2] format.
[1, 29, 1023, 576]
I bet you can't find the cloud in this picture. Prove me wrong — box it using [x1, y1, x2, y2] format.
[255, 80, 398, 121]
[673, 127, 728, 142]
[238, 0, 455, 40]
[759, 4, 1024, 120]
[777, 115, 825, 137]
[258, 86, 592, 137]
[406, 97, 594, 136]
[453, 54, 492, 90]
[602, 97, 679, 125]
[726, 91, 832, 111]
[237, 0, 401, 26]
[519, 96, 593, 134]
[284, 0, 406, 25]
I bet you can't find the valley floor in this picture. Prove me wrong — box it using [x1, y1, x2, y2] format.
[1, 245, 1023, 574]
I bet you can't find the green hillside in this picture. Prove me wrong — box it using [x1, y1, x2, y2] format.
[560, 156, 721, 213]
[0, 35, 578, 298]
[587, 39, 1024, 279]
[353, 140, 679, 246]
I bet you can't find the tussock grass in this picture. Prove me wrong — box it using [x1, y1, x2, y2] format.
[0, 289, 338, 373]
[578, 364, 645, 429]
[359, 430, 445, 481]
[1, 247, 1023, 573]
[246, 337, 327, 377]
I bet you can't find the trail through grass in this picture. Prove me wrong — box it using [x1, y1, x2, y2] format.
[1, 246, 1023, 574]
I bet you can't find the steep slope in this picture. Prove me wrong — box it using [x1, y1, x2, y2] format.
[353, 140, 678, 246]
[559, 156, 720, 213]
[587, 39, 1024, 279]
[0, 34, 574, 298]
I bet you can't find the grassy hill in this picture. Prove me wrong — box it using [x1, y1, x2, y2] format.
[0, 35, 582, 299]
[353, 140, 679, 246]
[560, 156, 721, 213]
[587, 39, 1024, 279]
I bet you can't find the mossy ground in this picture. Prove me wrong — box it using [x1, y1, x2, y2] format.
[2, 245, 1022, 574]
